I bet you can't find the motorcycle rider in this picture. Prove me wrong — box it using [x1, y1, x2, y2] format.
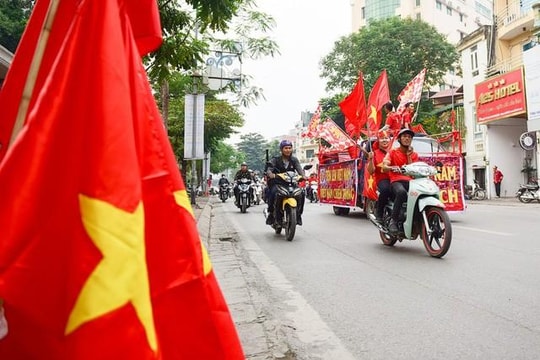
[306, 172, 318, 200]
[366, 129, 392, 225]
[382, 128, 419, 234]
[233, 162, 254, 205]
[218, 174, 230, 197]
[266, 140, 306, 225]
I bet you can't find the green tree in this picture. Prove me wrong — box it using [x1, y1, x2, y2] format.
[236, 133, 268, 173]
[0, 0, 34, 52]
[210, 141, 240, 173]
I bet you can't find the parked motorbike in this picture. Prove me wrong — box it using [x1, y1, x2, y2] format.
[516, 182, 540, 203]
[235, 178, 252, 213]
[464, 179, 486, 200]
[264, 171, 304, 241]
[307, 181, 319, 203]
[219, 184, 229, 202]
[368, 161, 452, 258]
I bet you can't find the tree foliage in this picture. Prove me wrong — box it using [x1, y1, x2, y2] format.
[320, 17, 459, 99]
[235, 133, 268, 173]
[210, 141, 241, 173]
[0, 0, 34, 52]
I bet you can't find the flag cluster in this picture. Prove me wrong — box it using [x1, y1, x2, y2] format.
[0, 0, 244, 358]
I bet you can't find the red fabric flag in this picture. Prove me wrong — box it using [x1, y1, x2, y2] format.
[302, 103, 321, 138]
[0, 1, 243, 359]
[363, 171, 378, 201]
[365, 70, 390, 136]
[318, 118, 357, 151]
[397, 68, 426, 112]
[339, 73, 367, 139]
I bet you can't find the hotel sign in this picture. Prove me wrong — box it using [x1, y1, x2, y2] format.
[475, 67, 527, 124]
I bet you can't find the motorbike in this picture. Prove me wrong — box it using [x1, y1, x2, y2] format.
[235, 178, 253, 213]
[368, 161, 452, 258]
[516, 182, 540, 203]
[251, 182, 263, 205]
[219, 183, 229, 202]
[264, 171, 304, 241]
[307, 180, 319, 203]
[464, 179, 486, 200]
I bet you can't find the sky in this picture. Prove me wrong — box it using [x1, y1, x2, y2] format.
[234, 0, 352, 143]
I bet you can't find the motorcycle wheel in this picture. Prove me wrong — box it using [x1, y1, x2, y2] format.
[313, 192, 318, 203]
[518, 191, 534, 203]
[379, 212, 398, 246]
[285, 206, 297, 241]
[241, 198, 247, 213]
[420, 207, 452, 258]
[473, 189, 486, 200]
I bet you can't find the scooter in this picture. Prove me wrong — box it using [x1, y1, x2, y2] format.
[251, 182, 263, 205]
[307, 181, 318, 203]
[516, 182, 540, 203]
[368, 161, 452, 258]
[219, 184, 229, 202]
[235, 178, 252, 213]
[264, 171, 304, 241]
[464, 179, 486, 200]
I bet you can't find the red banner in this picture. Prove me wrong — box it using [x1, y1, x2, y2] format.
[475, 67, 527, 123]
[319, 160, 358, 207]
[419, 154, 465, 212]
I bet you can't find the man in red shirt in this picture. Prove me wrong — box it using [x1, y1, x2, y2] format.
[493, 166, 504, 198]
[382, 102, 402, 136]
[401, 102, 416, 130]
[382, 128, 419, 233]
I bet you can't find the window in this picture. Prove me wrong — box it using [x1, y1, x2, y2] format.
[459, 13, 464, 22]
[416, 0, 421, 6]
[436, 1, 442, 10]
[306, 149, 315, 159]
[470, 45, 479, 77]
[416, 13, 421, 20]
[447, 6, 452, 15]
[361, 6, 365, 19]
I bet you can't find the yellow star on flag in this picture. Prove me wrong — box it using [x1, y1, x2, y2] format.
[367, 175, 375, 190]
[67, 194, 157, 352]
[368, 105, 379, 126]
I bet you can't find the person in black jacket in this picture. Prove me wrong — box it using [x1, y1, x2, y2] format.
[233, 162, 254, 204]
[266, 140, 305, 225]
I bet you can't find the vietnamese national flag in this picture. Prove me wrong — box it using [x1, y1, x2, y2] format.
[0, 0, 243, 359]
[365, 69, 390, 136]
[362, 165, 378, 201]
[339, 72, 367, 139]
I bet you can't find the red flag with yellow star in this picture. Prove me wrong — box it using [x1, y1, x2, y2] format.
[0, 0, 243, 359]
[339, 72, 368, 139]
[365, 70, 390, 136]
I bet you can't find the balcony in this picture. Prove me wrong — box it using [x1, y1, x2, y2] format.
[496, 1, 536, 40]
[485, 54, 523, 77]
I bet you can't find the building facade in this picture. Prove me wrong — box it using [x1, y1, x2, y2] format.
[457, 1, 540, 198]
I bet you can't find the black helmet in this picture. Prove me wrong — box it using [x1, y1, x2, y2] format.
[397, 128, 414, 138]
[280, 139, 293, 149]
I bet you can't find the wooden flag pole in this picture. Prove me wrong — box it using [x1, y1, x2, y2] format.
[9, 0, 60, 147]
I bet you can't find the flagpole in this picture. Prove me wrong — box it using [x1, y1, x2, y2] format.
[9, 0, 61, 147]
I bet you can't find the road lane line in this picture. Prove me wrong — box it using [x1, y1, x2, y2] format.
[453, 225, 513, 236]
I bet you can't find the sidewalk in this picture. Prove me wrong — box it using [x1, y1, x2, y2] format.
[193, 195, 291, 360]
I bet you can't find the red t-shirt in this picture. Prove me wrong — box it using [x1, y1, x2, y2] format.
[385, 112, 402, 135]
[401, 109, 414, 128]
[373, 148, 390, 184]
[386, 147, 419, 183]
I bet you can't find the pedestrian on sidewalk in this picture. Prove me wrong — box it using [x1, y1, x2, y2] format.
[493, 165, 504, 198]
